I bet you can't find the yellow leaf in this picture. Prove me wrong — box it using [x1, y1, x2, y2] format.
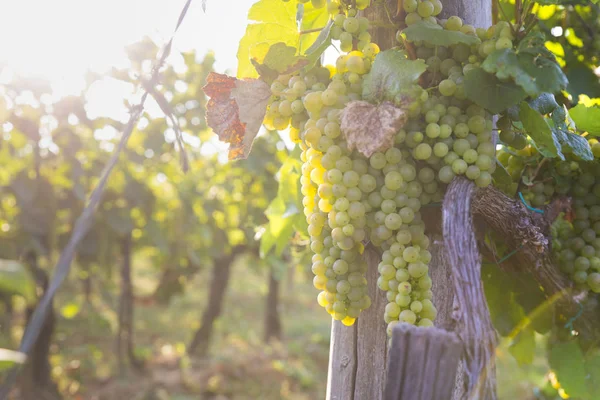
[61, 303, 80, 319]
[536, 5, 556, 20]
[237, 0, 298, 78]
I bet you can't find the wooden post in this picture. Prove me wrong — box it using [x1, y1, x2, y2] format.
[384, 324, 464, 400]
[326, 246, 388, 400]
[326, 1, 493, 399]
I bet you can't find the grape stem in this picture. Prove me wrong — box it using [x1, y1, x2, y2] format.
[530, 157, 548, 183]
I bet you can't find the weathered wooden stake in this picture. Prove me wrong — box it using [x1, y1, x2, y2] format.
[384, 324, 464, 400]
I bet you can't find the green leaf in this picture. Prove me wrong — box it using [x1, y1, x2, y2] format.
[464, 68, 527, 114]
[402, 21, 480, 46]
[566, 61, 600, 102]
[237, 0, 299, 78]
[261, 148, 305, 257]
[481, 49, 567, 97]
[298, 2, 329, 54]
[519, 102, 559, 158]
[509, 327, 535, 366]
[304, 20, 333, 69]
[251, 42, 308, 81]
[482, 264, 524, 336]
[492, 160, 512, 185]
[0, 349, 27, 372]
[362, 49, 427, 103]
[549, 341, 589, 399]
[554, 129, 593, 161]
[570, 103, 600, 136]
[586, 350, 600, 397]
[0, 259, 36, 304]
[527, 93, 560, 115]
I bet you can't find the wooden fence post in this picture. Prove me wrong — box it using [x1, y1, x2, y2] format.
[385, 324, 464, 400]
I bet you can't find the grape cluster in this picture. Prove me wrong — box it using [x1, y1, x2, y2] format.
[331, 7, 372, 52]
[394, 2, 498, 190]
[552, 165, 600, 293]
[267, 0, 511, 332]
[498, 135, 600, 294]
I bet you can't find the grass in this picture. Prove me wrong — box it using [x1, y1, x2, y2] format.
[49, 254, 332, 400]
[7, 251, 556, 400]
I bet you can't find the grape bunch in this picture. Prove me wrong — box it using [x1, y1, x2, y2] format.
[497, 133, 600, 294]
[552, 165, 600, 294]
[266, 0, 516, 332]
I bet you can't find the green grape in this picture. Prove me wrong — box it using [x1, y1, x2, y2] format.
[405, 12, 422, 26]
[439, 79, 457, 96]
[466, 165, 481, 180]
[431, 0, 443, 15]
[415, 143, 432, 160]
[452, 159, 468, 175]
[445, 16, 463, 31]
[495, 37, 512, 50]
[344, 17, 360, 33]
[356, 0, 371, 10]
[403, 0, 418, 12]
[417, 1, 434, 18]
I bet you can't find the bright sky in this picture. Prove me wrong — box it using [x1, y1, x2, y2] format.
[0, 0, 258, 87]
[0, 0, 256, 107]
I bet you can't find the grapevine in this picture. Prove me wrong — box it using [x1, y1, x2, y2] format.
[261, 0, 526, 332]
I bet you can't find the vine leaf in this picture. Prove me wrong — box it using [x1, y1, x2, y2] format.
[519, 102, 560, 159]
[362, 49, 427, 103]
[204, 72, 272, 160]
[298, 2, 329, 54]
[492, 160, 512, 185]
[261, 147, 306, 257]
[341, 101, 408, 157]
[570, 103, 600, 136]
[525, 93, 592, 160]
[554, 129, 593, 161]
[527, 93, 560, 115]
[549, 341, 589, 399]
[237, 0, 298, 78]
[304, 20, 333, 70]
[508, 327, 535, 366]
[464, 68, 527, 114]
[481, 49, 567, 97]
[251, 42, 309, 82]
[402, 20, 480, 46]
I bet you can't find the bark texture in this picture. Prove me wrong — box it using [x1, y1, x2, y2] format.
[19, 253, 61, 400]
[116, 232, 143, 373]
[443, 178, 497, 399]
[188, 246, 247, 356]
[384, 324, 464, 400]
[264, 265, 282, 342]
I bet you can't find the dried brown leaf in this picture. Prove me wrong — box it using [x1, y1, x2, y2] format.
[203, 72, 271, 160]
[340, 101, 408, 158]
